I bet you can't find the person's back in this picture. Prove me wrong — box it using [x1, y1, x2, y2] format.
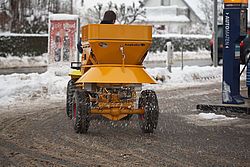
[77, 10, 117, 54]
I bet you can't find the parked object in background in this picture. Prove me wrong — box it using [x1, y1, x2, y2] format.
[167, 41, 173, 72]
[48, 14, 79, 64]
[210, 25, 250, 65]
[240, 32, 250, 64]
[210, 25, 223, 64]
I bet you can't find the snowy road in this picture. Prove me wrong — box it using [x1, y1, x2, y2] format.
[0, 82, 250, 166]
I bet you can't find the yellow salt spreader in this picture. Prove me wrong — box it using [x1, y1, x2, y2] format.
[66, 24, 159, 133]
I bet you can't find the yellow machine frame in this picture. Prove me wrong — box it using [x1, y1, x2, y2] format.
[224, 0, 248, 4]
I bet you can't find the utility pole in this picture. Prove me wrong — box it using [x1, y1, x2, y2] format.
[71, 0, 73, 14]
[213, 0, 218, 67]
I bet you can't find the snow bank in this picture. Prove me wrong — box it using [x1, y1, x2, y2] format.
[0, 63, 71, 106]
[145, 66, 222, 90]
[145, 50, 210, 61]
[0, 63, 224, 106]
[153, 34, 211, 39]
[0, 54, 47, 68]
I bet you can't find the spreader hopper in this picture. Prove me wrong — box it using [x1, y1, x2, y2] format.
[76, 24, 156, 84]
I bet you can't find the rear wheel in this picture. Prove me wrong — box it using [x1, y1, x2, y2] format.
[66, 79, 75, 118]
[72, 89, 90, 133]
[138, 90, 159, 133]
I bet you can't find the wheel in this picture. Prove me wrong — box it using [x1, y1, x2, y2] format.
[138, 90, 159, 133]
[66, 79, 75, 118]
[211, 52, 222, 65]
[72, 89, 90, 133]
[248, 87, 250, 99]
[218, 58, 222, 65]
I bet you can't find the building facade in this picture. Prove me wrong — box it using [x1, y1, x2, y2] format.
[144, 0, 206, 34]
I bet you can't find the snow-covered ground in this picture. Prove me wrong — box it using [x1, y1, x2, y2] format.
[0, 63, 222, 106]
[184, 112, 239, 126]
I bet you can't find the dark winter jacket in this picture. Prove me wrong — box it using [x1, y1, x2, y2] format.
[77, 20, 114, 54]
[77, 39, 83, 54]
[100, 20, 114, 24]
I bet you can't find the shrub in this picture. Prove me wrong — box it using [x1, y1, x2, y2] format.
[0, 34, 210, 58]
[150, 35, 210, 53]
[0, 34, 48, 57]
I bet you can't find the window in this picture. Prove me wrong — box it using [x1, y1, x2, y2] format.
[161, 0, 170, 6]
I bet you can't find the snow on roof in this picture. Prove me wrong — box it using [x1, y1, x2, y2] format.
[183, 0, 205, 22]
[83, 0, 139, 8]
[145, 6, 190, 23]
[49, 14, 79, 21]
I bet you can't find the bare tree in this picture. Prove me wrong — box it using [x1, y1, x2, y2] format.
[0, 0, 78, 33]
[9, 0, 29, 32]
[199, 0, 213, 30]
[0, 0, 11, 31]
[199, 0, 223, 30]
[85, 1, 146, 24]
[85, 3, 103, 23]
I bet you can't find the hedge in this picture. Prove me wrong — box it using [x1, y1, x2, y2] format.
[0, 34, 48, 57]
[150, 34, 211, 53]
[0, 34, 210, 57]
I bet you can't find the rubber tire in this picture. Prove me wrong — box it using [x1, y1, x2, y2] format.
[66, 79, 75, 118]
[72, 89, 90, 134]
[138, 90, 159, 133]
[211, 52, 222, 65]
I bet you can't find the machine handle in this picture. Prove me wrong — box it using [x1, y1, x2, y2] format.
[120, 45, 126, 67]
